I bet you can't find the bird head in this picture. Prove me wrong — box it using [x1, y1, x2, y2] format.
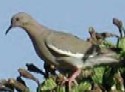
[5, 12, 33, 35]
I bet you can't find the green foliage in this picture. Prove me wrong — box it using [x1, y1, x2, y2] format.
[117, 37, 125, 51]
[102, 40, 115, 48]
[92, 66, 105, 84]
[74, 81, 91, 92]
[37, 78, 57, 92]
[36, 67, 124, 92]
[117, 37, 125, 59]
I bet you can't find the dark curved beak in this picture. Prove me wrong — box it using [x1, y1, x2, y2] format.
[5, 25, 12, 35]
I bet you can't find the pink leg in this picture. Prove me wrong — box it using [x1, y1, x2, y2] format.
[62, 69, 81, 87]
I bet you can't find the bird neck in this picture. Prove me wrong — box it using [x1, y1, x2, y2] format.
[22, 20, 49, 38]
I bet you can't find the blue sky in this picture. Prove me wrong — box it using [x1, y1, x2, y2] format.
[0, 0, 125, 91]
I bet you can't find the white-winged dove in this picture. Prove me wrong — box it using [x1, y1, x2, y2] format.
[5, 12, 120, 86]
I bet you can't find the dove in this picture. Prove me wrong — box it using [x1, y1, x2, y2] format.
[6, 12, 120, 86]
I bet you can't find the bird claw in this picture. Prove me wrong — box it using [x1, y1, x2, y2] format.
[61, 69, 81, 87]
[61, 77, 78, 87]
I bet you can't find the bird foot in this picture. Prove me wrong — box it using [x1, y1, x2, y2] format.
[61, 77, 78, 87]
[61, 69, 81, 87]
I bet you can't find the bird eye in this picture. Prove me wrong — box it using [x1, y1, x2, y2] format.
[15, 17, 20, 21]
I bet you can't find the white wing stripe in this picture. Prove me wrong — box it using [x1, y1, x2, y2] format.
[48, 44, 94, 58]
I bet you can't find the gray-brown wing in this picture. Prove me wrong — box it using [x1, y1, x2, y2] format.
[45, 31, 92, 55]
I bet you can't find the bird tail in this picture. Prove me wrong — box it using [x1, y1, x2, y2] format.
[83, 54, 120, 68]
